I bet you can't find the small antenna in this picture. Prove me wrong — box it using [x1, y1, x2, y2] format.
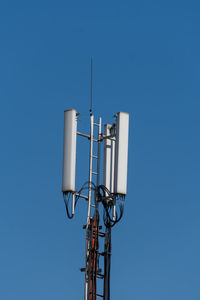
[90, 57, 93, 115]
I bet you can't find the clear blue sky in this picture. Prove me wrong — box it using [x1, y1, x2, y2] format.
[0, 1, 200, 299]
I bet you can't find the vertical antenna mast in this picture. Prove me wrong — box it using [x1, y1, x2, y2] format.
[62, 67, 130, 300]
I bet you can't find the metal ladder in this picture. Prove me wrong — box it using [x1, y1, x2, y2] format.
[84, 115, 103, 300]
[81, 114, 111, 300]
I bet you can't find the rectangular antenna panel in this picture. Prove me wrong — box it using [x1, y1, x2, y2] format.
[114, 112, 129, 195]
[62, 109, 77, 193]
[103, 124, 115, 193]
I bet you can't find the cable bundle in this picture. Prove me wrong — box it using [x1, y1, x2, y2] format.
[63, 183, 125, 228]
[97, 185, 125, 228]
[63, 181, 96, 219]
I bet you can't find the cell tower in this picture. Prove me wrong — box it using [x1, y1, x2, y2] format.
[62, 108, 129, 300]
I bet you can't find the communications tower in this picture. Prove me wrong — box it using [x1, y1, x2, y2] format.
[62, 108, 129, 300]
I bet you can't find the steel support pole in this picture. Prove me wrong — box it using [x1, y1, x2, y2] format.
[96, 117, 102, 198]
[84, 114, 94, 300]
[104, 227, 111, 300]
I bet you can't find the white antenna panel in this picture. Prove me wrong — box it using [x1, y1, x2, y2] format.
[103, 124, 115, 193]
[114, 112, 129, 195]
[62, 109, 77, 193]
